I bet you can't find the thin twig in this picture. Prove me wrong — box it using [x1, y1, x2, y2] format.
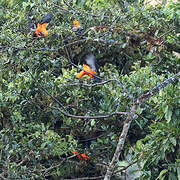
[29, 70, 128, 119]
[29, 71, 67, 112]
[114, 160, 138, 174]
[64, 176, 104, 180]
[51, 106, 128, 119]
[42, 154, 77, 175]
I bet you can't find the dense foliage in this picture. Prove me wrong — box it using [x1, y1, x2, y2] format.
[0, 0, 179, 179]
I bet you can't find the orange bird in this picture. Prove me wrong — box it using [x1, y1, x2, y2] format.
[72, 19, 83, 34]
[73, 19, 80, 31]
[77, 54, 98, 80]
[35, 23, 48, 37]
[73, 151, 89, 161]
[35, 13, 53, 37]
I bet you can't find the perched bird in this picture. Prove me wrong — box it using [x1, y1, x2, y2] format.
[77, 54, 99, 81]
[73, 151, 90, 161]
[35, 13, 53, 37]
[72, 18, 83, 34]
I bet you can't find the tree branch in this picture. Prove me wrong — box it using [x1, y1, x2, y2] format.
[51, 106, 128, 119]
[42, 154, 77, 175]
[29, 71, 128, 119]
[64, 176, 104, 180]
[0, 174, 8, 180]
[104, 71, 180, 180]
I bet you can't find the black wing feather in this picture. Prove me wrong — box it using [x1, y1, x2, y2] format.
[41, 13, 53, 24]
[85, 54, 98, 72]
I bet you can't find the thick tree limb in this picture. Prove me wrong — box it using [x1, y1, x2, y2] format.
[104, 72, 180, 180]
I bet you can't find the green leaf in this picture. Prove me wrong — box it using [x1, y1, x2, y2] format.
[91, 119, 95, 126]
[136, 140, 144, 151]
[169, 137, 176, 146]
[21, 41, 26, 47]
[0, 10, 3, 16]
[41, 142, 47, 149]
[177, 167, 180, 180]
[165, 108, 172, 123]
[156, 169, 168, 180]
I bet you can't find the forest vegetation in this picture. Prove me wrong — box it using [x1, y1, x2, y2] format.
[0, 0, 180, 179]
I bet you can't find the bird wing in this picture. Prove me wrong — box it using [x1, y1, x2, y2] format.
[41, 13, 53, 24]
[85, 54, 97, 72]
